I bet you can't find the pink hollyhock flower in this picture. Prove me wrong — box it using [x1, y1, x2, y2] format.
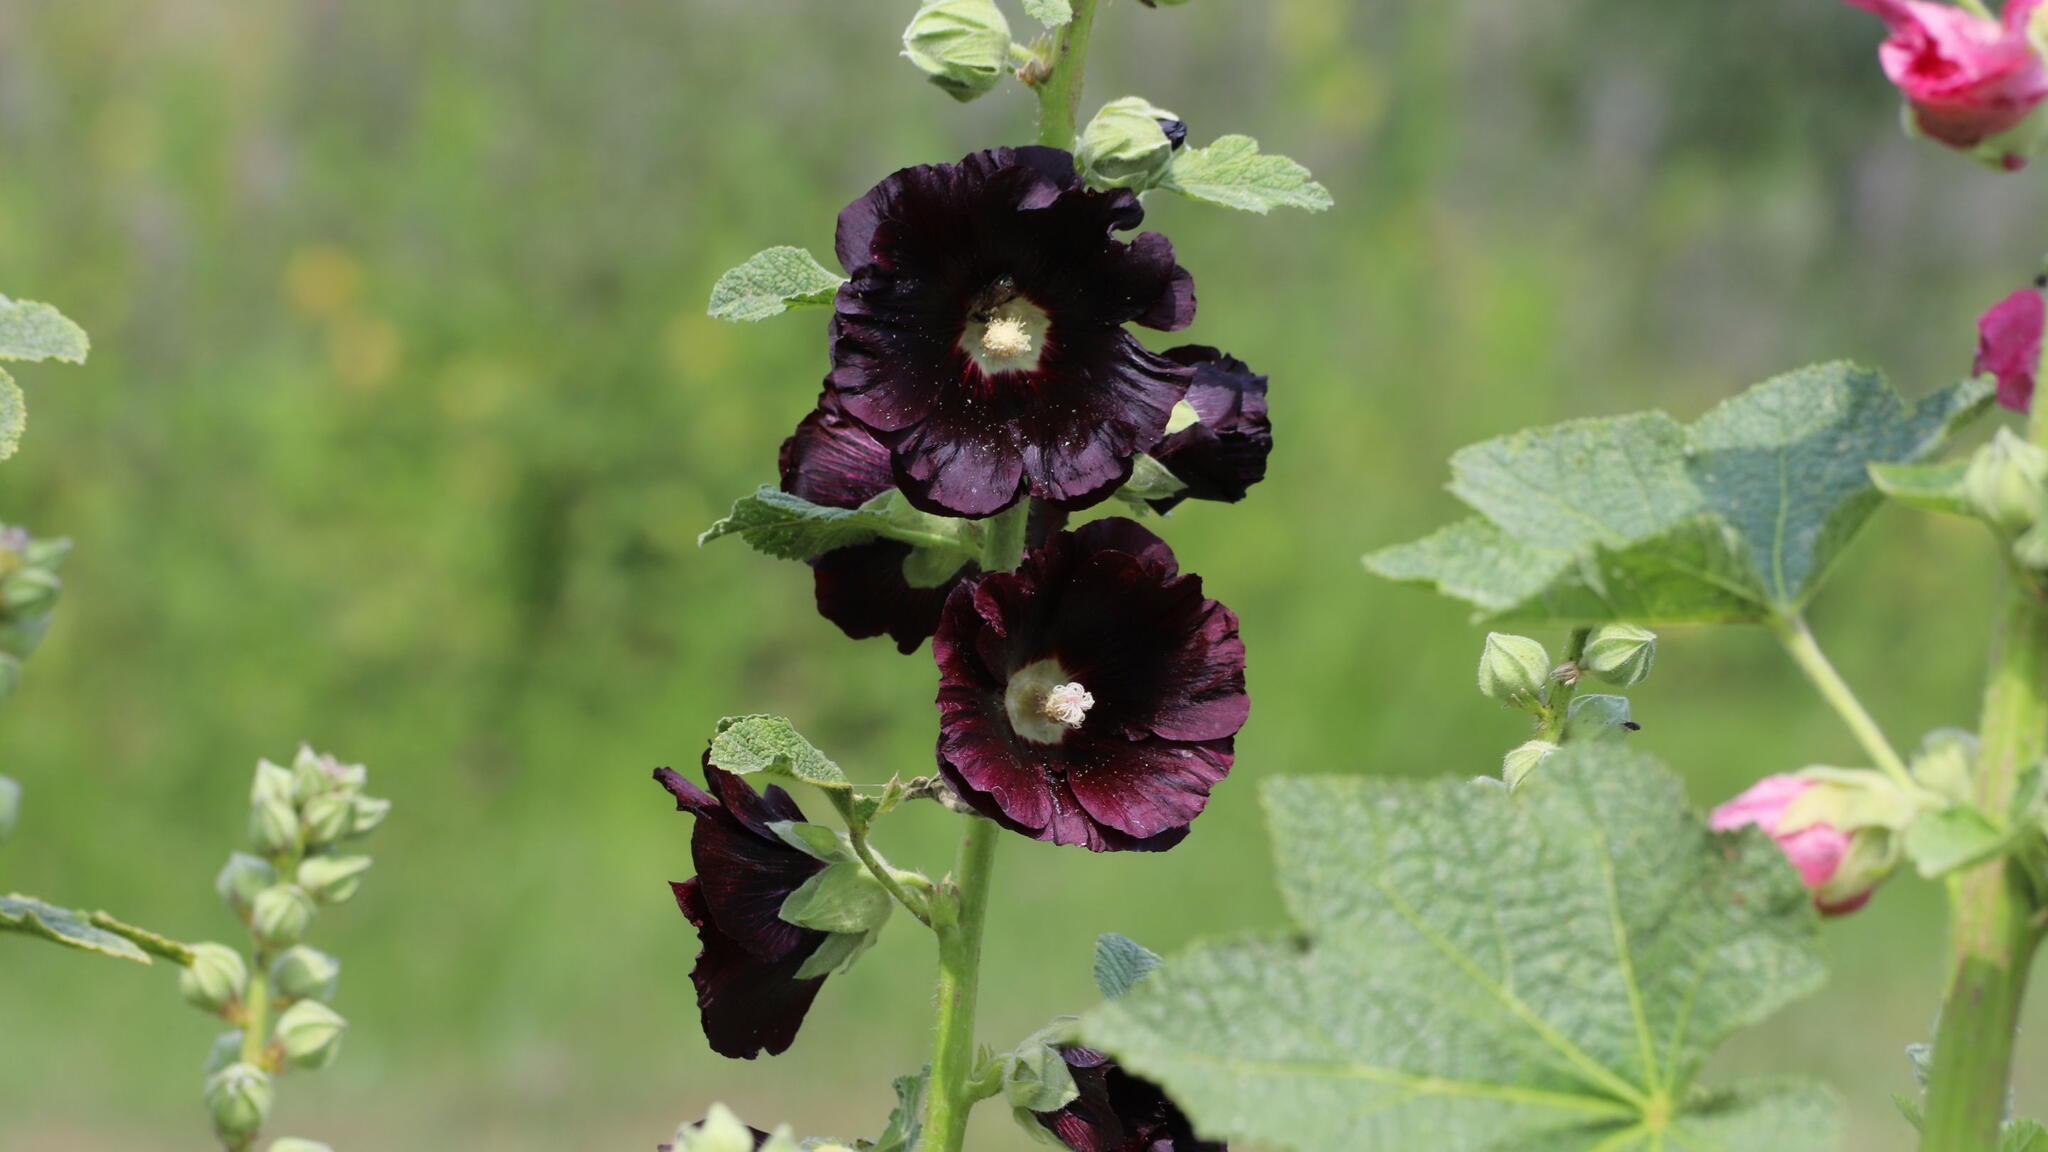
[1709, 775, 1874, 916]
[1841, 0, 2048, 158]
[1976, 287, 2046, 411]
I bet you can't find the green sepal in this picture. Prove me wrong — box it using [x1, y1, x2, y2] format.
[1115, 453, 1188, 507]
[1904, 805, 2011, 879]
[709, 715, 852, 792]
[1779, 767, 1930, 834]
[1093, 933, 1162, 999]
[779, 860, 894, 934]
[1894, 1092, 1924, 1131]
[1158, 135, 1332, 214]
[1869, 459, 1974, 518]
[1002, 1039, 1080, 1112]
[1910, 729, 1979, 804]
[771, 820, 854, 863]
[793, 927, 881, 980]
[707, 248, 845, 322]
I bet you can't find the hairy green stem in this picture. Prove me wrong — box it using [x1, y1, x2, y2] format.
[1030, 0, 1101, 153]
[915, 817, 999, 1152]
[1769, 612, 1914, 788]
[238, 952, 272, 1067]
[1921, 576, 2048, 1150]
[1535, 627, 1592, 742]
[851, 824, 933, 929]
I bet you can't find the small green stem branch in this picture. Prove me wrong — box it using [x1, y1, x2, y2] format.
[238, 952, 272, 1067]
[86, 910, 197, 965]
[1921, 577, 2048, 1149]
[916, 817, 999, 1152]
[1029, 0, 1101, 153]
[1769, 612, 1914, 788]
[1536, 627, 1592, 742]
[851, 824, 933, 929]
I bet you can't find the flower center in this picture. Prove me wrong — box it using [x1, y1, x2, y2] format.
[963, 285, 1051, 376]
[1005, 659, 1094, 745]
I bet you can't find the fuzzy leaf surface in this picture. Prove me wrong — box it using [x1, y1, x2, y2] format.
[1022, 0, 1073, 26]
[1159, 135, 1332, 214]
[1083, 746, 1837, 1152]
[709, 715, 850, 791]
[707, 247, 845, 322]
[1366, 366, 1990, 624]
[0, 368, 22, 461]
[0, 296, 89, 363]
[700, 487, 980, 571]
[1093, 933, 1162, 999]
[0, 894, 153, 963]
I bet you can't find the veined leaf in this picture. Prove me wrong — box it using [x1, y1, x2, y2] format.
[1159, 135, 1332, 214]
[1084, 746, 1838, 1152]
[0, 894, 153, 964]
[709, 715, 851, 791]
[700, 486, 981, 584]
[1022, 0, 1073, 27]
[0, 295, 89, 363]
[1869, 459, 1973, 518]
[707, 247, 845, 322]
[0, 368, 22, 461]
[1366, 366, 1990, 624]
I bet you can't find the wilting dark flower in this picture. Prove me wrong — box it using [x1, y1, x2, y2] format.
[933, 518, 1247, 852]
[1146, 346, 1272, 513]
[1031, 1047, 1226, 1152]
[830, 147, 1197, 518]
[780, 390, 978, 652]
[1838, 0, 2048, 158]
[1976, 287, 2046, 411]
[656, 761, 831, 1058]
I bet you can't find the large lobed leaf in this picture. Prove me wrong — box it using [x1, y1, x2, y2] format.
[1365, 365, 1990, 624]
[1085, 746, 1838, 1152]
[707, 247, 845, 322]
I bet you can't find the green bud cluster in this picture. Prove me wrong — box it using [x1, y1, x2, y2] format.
[1960, 429, 2048, 570]
[0, 526, 69, 701]
[902, 0, 1013, 103]
[1481, 624, 1656, 789]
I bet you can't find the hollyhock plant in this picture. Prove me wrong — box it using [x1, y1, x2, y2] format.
[656, 761, 833, 1059]
[1975, 286, 2046, 411]
[829, 146, 1198, 518]
[1839, 0, 2048, 160]
[1030, 1047, 1226, 1152]
[1146, 346, 1273, 514]
[933, 518, 1247, 852]
[780, 390, 978, 652]
[1709, 774, 1878, 916]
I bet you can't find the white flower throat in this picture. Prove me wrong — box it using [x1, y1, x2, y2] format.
[964, 284, 1051, 376]
[1006, 659, 1096, 744]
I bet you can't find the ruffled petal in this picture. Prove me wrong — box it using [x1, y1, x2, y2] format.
[674, 880, 828, 1060]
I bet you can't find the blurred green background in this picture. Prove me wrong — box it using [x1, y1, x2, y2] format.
[2, 0, 2045, 1148]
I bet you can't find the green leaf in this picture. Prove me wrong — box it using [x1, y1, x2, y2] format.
[780, 860, 894, 934]
[700, 487, 982, 576]
[0, 774, 16, 845]
[0, 894, 153, 963]
[1004, 1040, 1080, 1112]
[2003, 1119, 2048, 1152]
[0, 368, 21, 461]
[707, 247, 846, 322]
[1093, 933, 1163, 999]
[1869, 459, 1974, 518]
[1892, 1092, 1923, 1132]
[1022, 0, 1073, 27]
[709, 715, 850, 791]
[864, 1068, 929, 1152]
[0, 296, 89, 363]
[1366, 366, 1991, 625]
[1904, 805, 2011, 879]
[1083, 746, 1837, 1152]
[1159, 135, 1333, 214]
[793, 927, 879, 979]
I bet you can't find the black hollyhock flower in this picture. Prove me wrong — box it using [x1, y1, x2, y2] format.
[1146, 346, 1272, 514]
[655, 760, 831, 1059]
[933, 518, 1247, 852]
[1031, 1047, 1226, 1152]
[830, 147, 1198, 518]
[780, 390, 978, 654]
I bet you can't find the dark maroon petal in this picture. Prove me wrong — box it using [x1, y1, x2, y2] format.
[1068, 517, 1179, 575]
[810, 540, 969, 653]
[690, 803, 827, 962]
[1064, 736, 1233, 841]
[674, 879, 827, 1060]
[1149, 347, 1272, 511]
[780, 390, 897, 509]
[1125, 233, 1196, 332]
[655, 766, 718, 814]
[704, 764, 808, 839]
[1034, 1047, 1225, 1152]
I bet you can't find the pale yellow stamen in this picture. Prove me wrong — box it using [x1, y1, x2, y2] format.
[981, 315, 1034, 360]
[1042, 682, 1095, 728]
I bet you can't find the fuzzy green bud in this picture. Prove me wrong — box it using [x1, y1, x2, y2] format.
[1476, 632, 1551, 709]
[270, 945, 342, 1003]
[205, 1063, 273, 1142]
[179, 943, 249, 1014]
[300, 792, 354, 846]
[1078, 97, 1180, 190]
[216, 852, 277, 915]
[296, 854, 372, 905]
[673, 1105, 780, 1152]
[348, 794, 392, 839]
[290, 745, 365, 806]
[250, 885, 317, 949]
[269, 1141, 336, 1152]
[248, 795, 300, 856]
[902, 0, 1012, 103]
[203, 1030, 244, 1076]
[2015, 522, 2048, 571]
[1581, 623, 1656, 688]
[274, 999, 347, 1069]
[1501, 740, 1560, 790]
[1964, 428, 2048, 532]
[0, 567, 59, 620]
[250, 759, 295, 810]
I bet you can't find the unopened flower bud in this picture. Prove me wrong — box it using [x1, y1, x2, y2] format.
[1078, 97, 1181, 190]
[204, 1062, 272, 1142]
[250, 885, 317, 949]
[270, 946, 341, 1003]
[299, 792, 353, 846]
[203, 1030, 244, 1076]
[215, 853, 277, 915]
[1581, 623, 1656, 687]
[902, 0, 1012, 103]
[1501, 740, 1559, 790]
[250, 759, 295, 809]
[2015, 522, 2048, 571]
[1964, 428, 2048, 532]
[1476, 632, 1551, 709]
[179, 943, 249, 1014]
[0, 568, 59, 619]
[296, 854, 372, 905]
[290, 745, 365, 806]
[274, 999, 346, 1069]
[671, 1104, 772, 1152]
[1710, 775, 1892, 915]
[348, 794, 392, 838]
[268, 1140, 335, 1152]
[248, 796, 300, 856]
